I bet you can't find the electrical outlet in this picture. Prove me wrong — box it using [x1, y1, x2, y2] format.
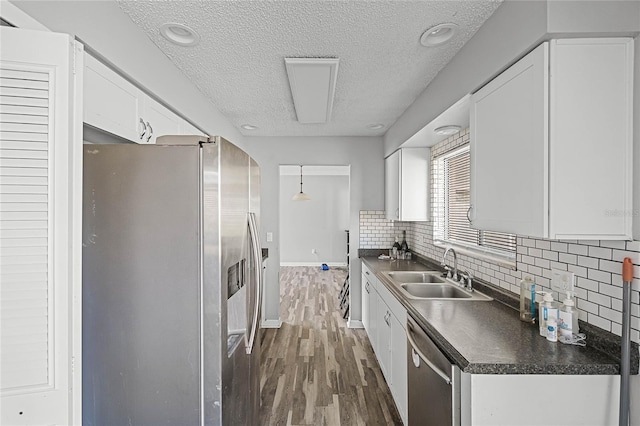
[266, 232, 273, 242]
[311, 248, 317, 254]
[551, 269, 575, 293]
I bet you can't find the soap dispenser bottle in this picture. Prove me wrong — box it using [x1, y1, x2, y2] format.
[519, 276, 536, 323]
[558, 291, 580, 337]
[539, 292, 558, 337]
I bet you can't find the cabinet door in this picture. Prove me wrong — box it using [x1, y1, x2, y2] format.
[385, 150, 400, 220]
[1, 27, 82, 425]
[361, 273, 370, 331]
[368, 281, 378, 354]
[549, 38, 633, 239]
[84, 53, 142, 142]
[376, 294, 391, 381]
[470, 42, 549, 237]
[140, 96, 182, 144]
[399, 148, 430, 222]
[390, 313, 408, 425]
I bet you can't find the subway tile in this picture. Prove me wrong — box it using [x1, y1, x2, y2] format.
[550, 242, 568, 253]
[521, 238, 536, 248]
[528, 248, 543, 258]
[567, 264, 588, 278]
[568, 244, 589, 256]
[599, 306, 622, 324]
[558, 253, 577, 265]
[573, 287, 588, 300]
[535, 240, 551, 250]
[587, 313, 611, 332]
[534, 258, 550, 269]
[611, 322, 622, 337]
[577, 256, 598, 269]
[600, 241, 626, 250]
[626, 241, 640, 252]
[578, 299, 599, 315]
[599, 259, 622, 275]
[599, 283, 623, 300]
[588, 291, 611, 308]
[577, 277, 599, 292]
[543, 250, 559, 261]
[588, 246, 612, 260]
[520, 255, 535, 265]
[588, 269, 611, 285]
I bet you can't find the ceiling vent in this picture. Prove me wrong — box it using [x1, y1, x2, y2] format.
[284, 58, 339, 124]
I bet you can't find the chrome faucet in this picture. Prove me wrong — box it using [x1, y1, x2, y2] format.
[459, 270, 474, 292]
[441, 247, 458, 281]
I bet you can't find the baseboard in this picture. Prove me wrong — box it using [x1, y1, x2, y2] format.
[261, 319, 282, 329]
[347, 319, 364, 329]
[280, 262, 348, 267]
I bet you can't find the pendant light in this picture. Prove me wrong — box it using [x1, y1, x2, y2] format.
[292, 165, 311, 201]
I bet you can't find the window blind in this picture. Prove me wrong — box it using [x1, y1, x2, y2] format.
[434, 145, 516, 255]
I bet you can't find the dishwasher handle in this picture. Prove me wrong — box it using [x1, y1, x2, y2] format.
[406, 322, 451, 385]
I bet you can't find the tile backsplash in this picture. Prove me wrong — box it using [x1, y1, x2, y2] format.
[361, 130, 640, 345]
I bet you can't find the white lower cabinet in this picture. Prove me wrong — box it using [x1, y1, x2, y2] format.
[461, 373, 619, 426]
[361, 262, 408, 424]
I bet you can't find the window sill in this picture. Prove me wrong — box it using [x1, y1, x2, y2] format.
[434, 240, 516, 270]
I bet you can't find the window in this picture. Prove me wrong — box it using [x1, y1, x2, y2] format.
[433, 145, 516, 263]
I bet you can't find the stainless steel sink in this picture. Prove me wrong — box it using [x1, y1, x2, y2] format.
[401, 283, 471, 299]
[384, 271, 444, 283]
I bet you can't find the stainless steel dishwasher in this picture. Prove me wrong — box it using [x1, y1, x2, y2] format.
[406, 314, 460, 426]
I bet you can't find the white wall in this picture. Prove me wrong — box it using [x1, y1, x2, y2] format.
[8, 0, 245, 149]
[245, 136, 384, 328]
[280, 173, 349, 265]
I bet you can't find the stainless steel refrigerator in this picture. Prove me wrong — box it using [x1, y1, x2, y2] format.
[82, 135, 262, 425]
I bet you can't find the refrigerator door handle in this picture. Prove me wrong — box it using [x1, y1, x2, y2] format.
[246, 212, 262, 355]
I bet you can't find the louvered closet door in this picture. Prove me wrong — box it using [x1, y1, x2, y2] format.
[0, 27, 82, 425]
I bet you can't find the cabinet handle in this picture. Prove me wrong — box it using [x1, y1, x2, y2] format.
[395, 208, 399, 219]
[139, 118, 147, 140]
[384, 311, 391, 326]
[365, 271, 370, 275]
[467, 205, 473, 223]
[146, 122, 153, 142]
[365, 282, 370, 293]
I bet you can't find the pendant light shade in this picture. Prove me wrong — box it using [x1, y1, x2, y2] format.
[292, 165, 311, 201]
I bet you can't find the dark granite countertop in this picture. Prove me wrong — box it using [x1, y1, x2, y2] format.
[361, 255, 633, 375]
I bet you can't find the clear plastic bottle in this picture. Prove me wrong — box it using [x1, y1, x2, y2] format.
[539, 292, 558, 337]
[519, 276, 536, 323]
[546, 317, 558, 342]
[558, 291, 580, 337]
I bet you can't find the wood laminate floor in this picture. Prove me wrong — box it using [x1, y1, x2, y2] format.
[260, 266, 402, 426]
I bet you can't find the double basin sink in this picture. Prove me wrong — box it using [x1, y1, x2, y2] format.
[383, 271, 492, 301]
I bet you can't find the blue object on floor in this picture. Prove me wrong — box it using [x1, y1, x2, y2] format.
[321, 263, 329, 270]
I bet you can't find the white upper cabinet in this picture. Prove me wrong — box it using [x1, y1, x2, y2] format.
[470, 38, 633, 240]
[83, 53, 205, 144]
[385, 148, 430, 221]
[84, 53, 142, 142]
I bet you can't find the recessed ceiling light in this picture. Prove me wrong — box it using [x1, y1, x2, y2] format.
[420, 23, 458, 47]
[434, 125, 461, 136]
[241, 124, 258, 130]
[367, 124, 385, 130]
[160, 23, 200, 47]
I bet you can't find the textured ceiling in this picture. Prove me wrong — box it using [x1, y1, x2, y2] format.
[117, 1, 503, 137]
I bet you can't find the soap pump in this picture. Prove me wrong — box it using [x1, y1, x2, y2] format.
[539, 292, 558, 337]
[559, 291, 580, 337]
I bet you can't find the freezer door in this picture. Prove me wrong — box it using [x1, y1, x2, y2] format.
[83, 144, 201, 426]
[248, 157, 262, 425]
